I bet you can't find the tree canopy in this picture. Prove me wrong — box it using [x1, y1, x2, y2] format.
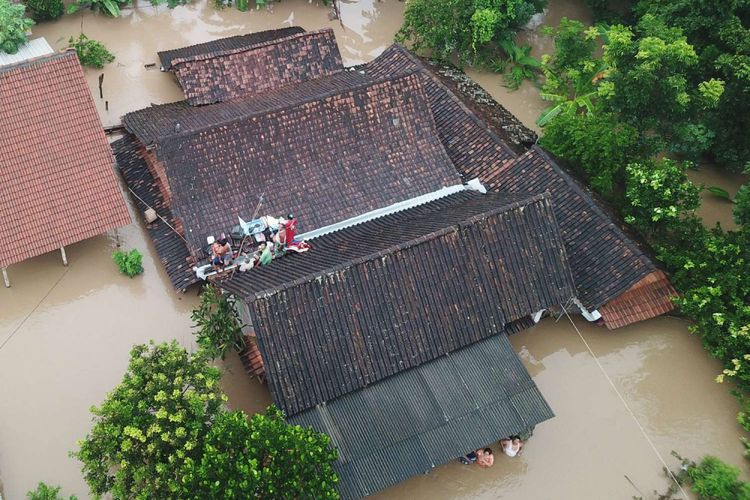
[73, 341, 338, 499]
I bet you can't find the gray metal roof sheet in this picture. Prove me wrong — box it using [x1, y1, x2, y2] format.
[289, 334, 553, 499]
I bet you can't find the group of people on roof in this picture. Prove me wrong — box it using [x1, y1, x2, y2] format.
[206, 213, 309, 276]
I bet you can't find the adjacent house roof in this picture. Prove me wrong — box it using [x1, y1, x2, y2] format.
[158, 26, 305, 70]
[485, 147, 657, 310]
[0, 37, 53, 68]
[223, 191, 576, 416]
[0, 50, 131, 268]
[136, 72, 461, 257]
[289, 334, 554, 500]
[160, 28, 344, 106]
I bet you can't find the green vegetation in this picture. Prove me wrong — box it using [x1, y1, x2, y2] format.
[396, 0, 547, 69]
[112, 249, 143, 277]
[68, 34, 114, 69]
[67, 0, 131, 17]
[26, 482, 77, 500]
[191, 285, 245, 359]
[73, 341, 339, 499]
[0, 0, 34, 55]
[26, 0, 64, 20]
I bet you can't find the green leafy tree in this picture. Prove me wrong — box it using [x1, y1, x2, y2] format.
[735, 185, 750, 229]
[27, 482, 77, 500]
[0, 0, 34, 55]
[602, 15, 723, 154]
[396, 0, 547, 63]
[540, 110, 640, 195]
[73, 341, 339, 499]
[191, 285, 245, 359]
[624, 158, 701, 236]
[68, 34, 115, 69]
[26, 0, 64, 20]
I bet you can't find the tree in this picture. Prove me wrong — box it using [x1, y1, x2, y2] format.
[623, 158, 701, 236]
[734, 164, 750, 228]
[395, 0, 547, 63]
[191, 285, 245, 359]
[0, 0, 34, 55]
[26, 0, 64, 20]
[73, 341, 339, 499]
[539, 110, 640, 195]
[687, 456, 750, 499]
[26, 482, 77, 500]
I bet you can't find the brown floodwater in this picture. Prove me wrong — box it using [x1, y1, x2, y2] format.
[1, 0, 748, 498]
[688, 165, 749, 231]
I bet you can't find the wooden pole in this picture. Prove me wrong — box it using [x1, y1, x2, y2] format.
[60, 246, 68, 266]
[2, 267, 9, 288]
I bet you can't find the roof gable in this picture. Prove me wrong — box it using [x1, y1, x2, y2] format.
[236, 192, 575, 416]
[0, 51, 131, 267]
[163, 28, 344, 105]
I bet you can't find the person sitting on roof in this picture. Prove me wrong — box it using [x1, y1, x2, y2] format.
[459, 448, 494, 467]
[210, 235, 233, 272]
[500, 436, 524, 457]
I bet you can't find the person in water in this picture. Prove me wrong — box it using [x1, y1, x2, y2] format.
[459, 448, 494, 467]
[500, 436, 524, 457]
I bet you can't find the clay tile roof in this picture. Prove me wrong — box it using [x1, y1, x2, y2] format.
[158, 26, 305, 70]
[112, 135, 197, 290]
[161, 28, 344, 106]
[144, 72, 462, 258]
[0, 50, 131, 268]
[221, 191, 577, 416]
[486, 147, 656, 310]
[599, 270, 677, 329]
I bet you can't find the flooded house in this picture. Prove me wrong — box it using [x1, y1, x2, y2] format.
[112, 27, 678, 497]
[0, 44, 131, 287]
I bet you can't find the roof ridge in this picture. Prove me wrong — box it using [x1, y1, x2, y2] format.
[168, 27, 335, 69]
[154, 69, 422, 147]
[0, 48, 76, 74]
[249, 192, 551, 300]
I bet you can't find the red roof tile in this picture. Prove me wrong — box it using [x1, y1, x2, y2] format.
[599, 270, 678, 329]
[0, 50, 131, 268]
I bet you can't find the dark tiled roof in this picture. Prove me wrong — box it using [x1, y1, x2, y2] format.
[363, 45, 517, 181]
[152, 72, 462, 257]
[112, 135, 197, 290]
[486, 147, 656, 310]
[599, 270, 677, 329]
[166, 28, 344, 106]
[0, 50, 131, 268]
[289, 334, 554, 499]
[226, 191, 576, 416]
[123, 70, 372, 146]
[157, 26, 305, 70]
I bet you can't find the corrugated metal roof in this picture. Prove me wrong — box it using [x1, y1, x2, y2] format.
[0, 38, 53, 68]
[289, 334, 554, 499]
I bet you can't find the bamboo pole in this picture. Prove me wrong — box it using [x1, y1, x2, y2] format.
[2, 267, 9, 288]
[60, 246, 68, 266]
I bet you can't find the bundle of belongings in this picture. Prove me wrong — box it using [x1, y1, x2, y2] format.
[193, 214, 310, 280]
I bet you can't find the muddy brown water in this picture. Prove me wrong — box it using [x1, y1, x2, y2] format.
[1, 0, 747, 498]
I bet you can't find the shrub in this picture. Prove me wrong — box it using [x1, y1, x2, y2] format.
[112, 249, 143, 277]
[191, 285, 245, 359]
[67, 0, 131, 17]
[687, 456, 750, 500]
[0, 0, 34, 55]
[68, 34, 115, 69]
[26, 482, 77, 500]
[26, 0, 64, 20]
